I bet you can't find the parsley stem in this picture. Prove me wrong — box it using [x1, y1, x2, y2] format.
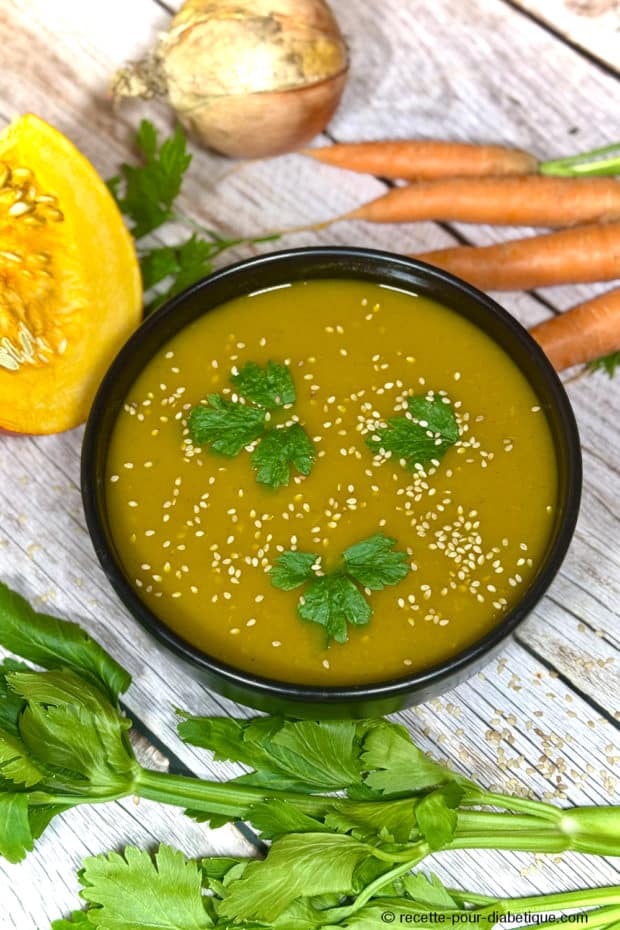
[171, 211, 279, 248]
[449, 830, 574, 853]
[456, 810, 552, 831]
[135, 767, 330, 818]
[323, 847, 431, 922]
[445, 891, 620, 927]
[28, 790, 130, 806]
[492, 889, 620, 911]
[132, 771, 620, 858]
[468, 789, 562, 822]
[455, 808, 620, 855]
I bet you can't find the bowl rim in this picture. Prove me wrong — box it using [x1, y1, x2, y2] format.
[81, 246, 582, 704]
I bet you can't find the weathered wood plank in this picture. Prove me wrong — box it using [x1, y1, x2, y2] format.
[509, 0, 620, 74]
[0, 0, 619, 925]
[324, 0, 620, 157]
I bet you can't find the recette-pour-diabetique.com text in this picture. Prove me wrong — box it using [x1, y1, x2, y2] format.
[379, 912, 590, 925]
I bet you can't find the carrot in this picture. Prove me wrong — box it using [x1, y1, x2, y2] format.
[530, 287, 620, 370]
[337, 176, 620, 227]
[301, 140, 538, 180]
[412, 223, 620, 291]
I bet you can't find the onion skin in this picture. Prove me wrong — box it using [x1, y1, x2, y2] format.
[178, 72, 349, 159]
[114, 0, 349, 159]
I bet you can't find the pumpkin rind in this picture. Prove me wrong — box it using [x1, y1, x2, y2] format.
[0, 114, 142, 434]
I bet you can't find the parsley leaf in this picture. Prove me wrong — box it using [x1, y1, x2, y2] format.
[141, 236, 222, 313]
[343, 533, 410, 589]
[218, 833, 372, 922]
[586, 350, 620, 378]
[0, 793, 33, 863]
[269, 551, 318, 590]
[0, 583, 130, 701]
[110, 122, 191, 239]
[324, 797, 418, 844]
[401, 872, 459, 908]
[139, 243, 180, 291]
[188, 362, 315, 488]
[246, 798, 330, 838]
[0, 729, 43, 788]
[251, 423, 316, 489]
[188, 396, 266, 456]
[414, 784, 464, 850]
[11, 669, 137, 792]
[270, 533, 410, 644]
[51, 911, 92, 929]
[178, 716, 363, 794]
[232, 359, 296, 409]
[201, 856, 248, 881]
[367, 392, 459, 470]
[108, 121, 280, 315]
[361, 721, 458, 796]
[298, 574, 372, 644]
[79, 845, 212, 930]
[0, 658, 28, 736]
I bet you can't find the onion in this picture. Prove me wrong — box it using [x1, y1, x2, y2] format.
[113, 0, 349, 158]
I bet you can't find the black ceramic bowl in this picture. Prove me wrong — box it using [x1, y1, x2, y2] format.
[82, 247, 581, 717]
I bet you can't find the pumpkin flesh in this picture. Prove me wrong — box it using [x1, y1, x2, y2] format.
[0, 114, 142, 434]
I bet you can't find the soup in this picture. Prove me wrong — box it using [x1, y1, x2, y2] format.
[105, 279, 557, 685]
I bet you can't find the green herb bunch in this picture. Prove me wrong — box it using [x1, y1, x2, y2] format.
[1, 581, 620, 880]
[51, 842, 620, 930]
[108, 121, 277, 314]
[188, 360, 316, 488]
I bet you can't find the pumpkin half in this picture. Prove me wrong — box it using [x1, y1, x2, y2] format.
[0, 114, 142, 434]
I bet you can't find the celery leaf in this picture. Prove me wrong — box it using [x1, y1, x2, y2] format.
[80, 845, 212, 930]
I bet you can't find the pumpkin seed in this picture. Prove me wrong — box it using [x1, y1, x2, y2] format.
[11, 167, 33, 183]
[8, 201, 35, 217]
[36, 204, 64, 222]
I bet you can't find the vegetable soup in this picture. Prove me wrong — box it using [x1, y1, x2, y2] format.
[105, 279, 557, 685]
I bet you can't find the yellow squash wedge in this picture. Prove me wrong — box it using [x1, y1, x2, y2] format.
[0, 114, 142, 433]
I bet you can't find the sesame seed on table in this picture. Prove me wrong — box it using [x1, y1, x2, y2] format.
[0, 0, 619, 924]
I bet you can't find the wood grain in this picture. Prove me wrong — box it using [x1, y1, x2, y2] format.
[510, 0, 620, 73]
[0, 0, 618, 925]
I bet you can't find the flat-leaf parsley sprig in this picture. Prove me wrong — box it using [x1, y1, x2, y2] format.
[108, 121, 278, 313]
[187, 360, 316, 489]
[52, 842, 620, 930]
[270, 532, 411, 643]
[366, 391, 459, 471]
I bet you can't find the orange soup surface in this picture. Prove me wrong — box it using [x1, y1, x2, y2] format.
[105, 279, 558, 685]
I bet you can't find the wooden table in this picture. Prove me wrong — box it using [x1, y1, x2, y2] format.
[1, 0, 619, 925]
